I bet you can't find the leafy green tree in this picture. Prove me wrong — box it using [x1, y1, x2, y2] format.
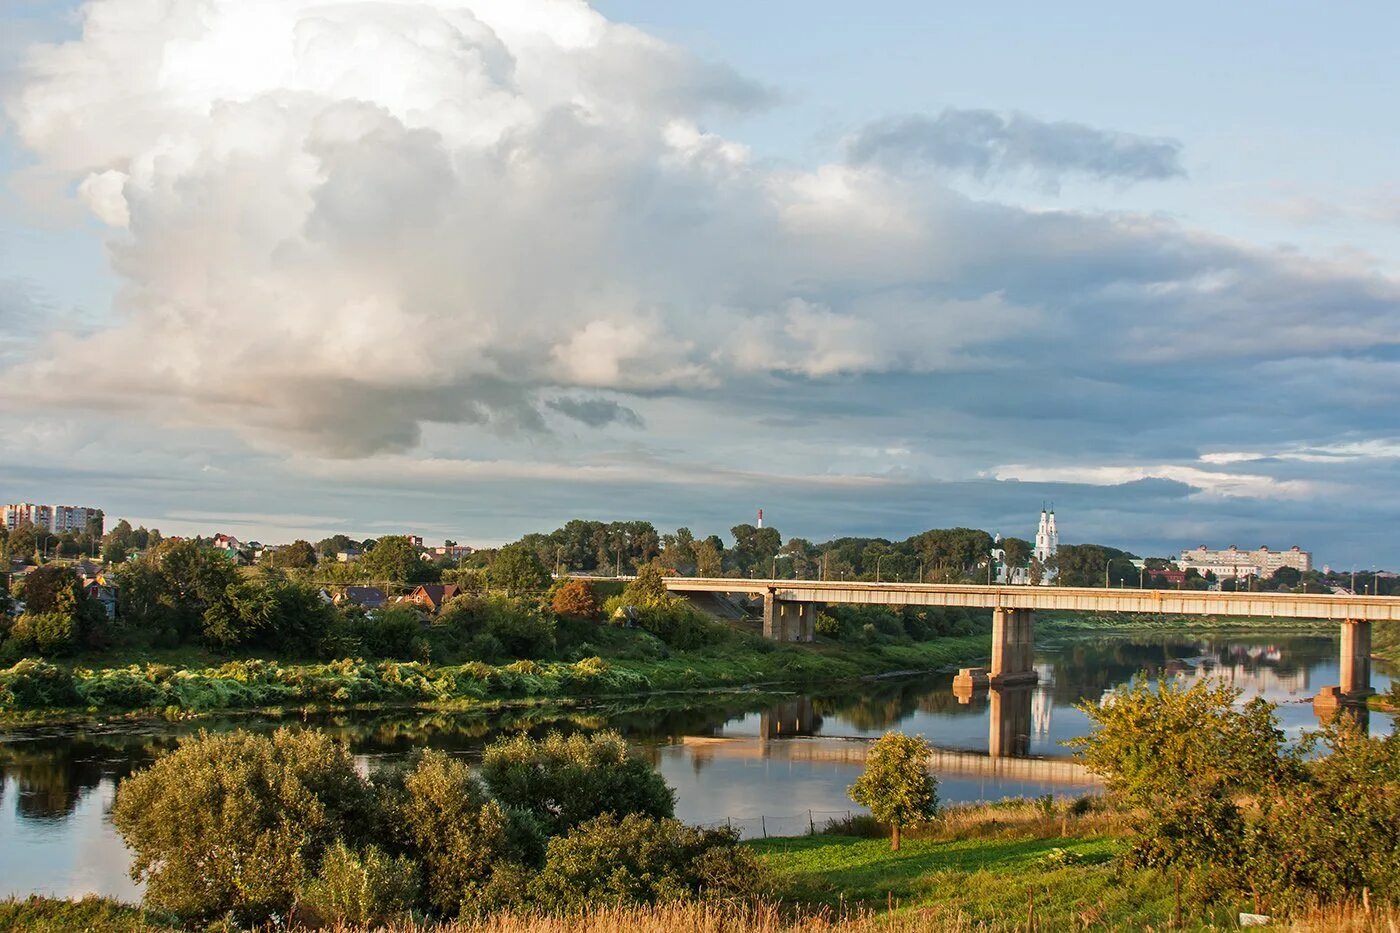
[132, 540, 242, 642]
[359, 535, 424, 585]
[481, 731, 675, 836]
[621, 561, 673, 607]
[487, 543, 549, 596]
[17, 565, 83, 616]
[112, 729, 374, 923]
[692, 538, 723, 577]
[999, 536, 1031, 571]
[848, 731, 939, 850]
[1071, 678, 1295, 805]
[273, 539, 317, 569]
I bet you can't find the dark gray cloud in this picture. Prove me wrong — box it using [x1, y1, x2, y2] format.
[847, 108, 1184, 184]
[545, 396, 644, 428]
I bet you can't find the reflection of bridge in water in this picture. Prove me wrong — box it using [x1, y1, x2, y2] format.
[698, 689, 1099, 787]
[678, 732, 1099, 787]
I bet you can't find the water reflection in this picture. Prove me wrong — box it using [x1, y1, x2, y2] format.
[0, 630, 1393, 900]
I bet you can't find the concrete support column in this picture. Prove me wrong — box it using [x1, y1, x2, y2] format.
[763, 594, 816, 642]
[990, 608, 1037, 686]
[1340, 619, 1372, 699]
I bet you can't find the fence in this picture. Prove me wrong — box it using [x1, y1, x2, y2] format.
[696, 808, 859, 840]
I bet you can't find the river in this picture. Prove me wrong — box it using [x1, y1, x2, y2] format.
[0, 629, 1391, 901]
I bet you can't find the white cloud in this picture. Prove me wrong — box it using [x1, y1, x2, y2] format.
[991, 463, 1317, 500]
[1202, 439, 1400, 465]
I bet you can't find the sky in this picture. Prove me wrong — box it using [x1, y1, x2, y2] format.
[1, 0, 1399, 567]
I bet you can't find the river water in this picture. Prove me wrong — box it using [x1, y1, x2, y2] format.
[0, 630, 1391, 901]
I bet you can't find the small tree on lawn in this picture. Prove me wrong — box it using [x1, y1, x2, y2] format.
[848, 731, 938, 850]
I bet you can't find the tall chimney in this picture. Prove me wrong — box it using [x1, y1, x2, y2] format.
[757, 508, 764, 529]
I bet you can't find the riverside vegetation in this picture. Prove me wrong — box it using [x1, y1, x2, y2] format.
[0, 546, 989, 719]
[9, 679, 1400, 931]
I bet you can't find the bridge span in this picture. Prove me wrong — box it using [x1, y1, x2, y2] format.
[633, 577, 1394, 714]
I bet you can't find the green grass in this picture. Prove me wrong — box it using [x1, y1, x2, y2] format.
[752, 833, 1236, 930]
[0, 896, 176, 932]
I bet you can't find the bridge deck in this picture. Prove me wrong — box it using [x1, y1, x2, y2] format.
[646, 578, 1400, 622]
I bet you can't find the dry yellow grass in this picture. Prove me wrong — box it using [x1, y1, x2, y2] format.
[327, 903, 1067, 932]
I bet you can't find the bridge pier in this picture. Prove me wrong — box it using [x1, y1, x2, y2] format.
[990, 608, 1037, 686]
[762, 593, 816, 642]
[1314, 619, 1373, 726]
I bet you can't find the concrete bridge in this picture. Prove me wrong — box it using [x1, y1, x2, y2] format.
[640, 577, 1399, 713]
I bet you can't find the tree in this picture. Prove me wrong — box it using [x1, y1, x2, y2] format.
[692, 538, 723, 577]
[359, 535, 424, 585]
[848, 731, 938, 850]
[480, 731, 675, 836]
[621, 561, 673, 607]
[112, 728, 373, 923]
[488, 543, 549, 596]
[551, 580, 599, 618]
[1000, 536, 1031, 571]
[273, 539, 317, 569]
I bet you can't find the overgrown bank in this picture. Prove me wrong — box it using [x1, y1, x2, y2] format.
[0, 633, 988, 721]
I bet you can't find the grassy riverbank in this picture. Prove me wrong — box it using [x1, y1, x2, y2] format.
[0, 800, 1315, 931]
[1039, 611, 1336, 633]
[0, 633, 988, 723]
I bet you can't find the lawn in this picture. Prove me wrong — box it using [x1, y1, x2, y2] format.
[753, 830, 1240, 930]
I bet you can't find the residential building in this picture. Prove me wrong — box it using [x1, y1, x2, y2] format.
[336, 586, 388, 610]
[1178, 545, 1312, 579]
[2, 503, 52, 531]
[2, 503, 103, 534]
[52, 506, 103, 535]
[406, 584, 460, 613]
[432, 544, 475, 560]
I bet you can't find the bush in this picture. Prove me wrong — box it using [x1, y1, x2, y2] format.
[0, 659, 81, 710]
[481, 731, 675, 836]
[387, 750, 524, 916]
[551, 580, 599, 619]
[6, 612, 77, 656]
[359, 605, 421, 659]
[296, 841, 419, 927]
[111, 728, 374, 923]
[528, 814, 765, 910]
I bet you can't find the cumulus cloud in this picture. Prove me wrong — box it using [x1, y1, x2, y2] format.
[847, 108, 1184, 185]
[3, 0, 1399, 481]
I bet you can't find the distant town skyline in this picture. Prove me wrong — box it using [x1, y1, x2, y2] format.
[3, 2, 1400, 564]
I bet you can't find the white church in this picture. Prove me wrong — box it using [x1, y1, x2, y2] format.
[993, 508, 1059, 585]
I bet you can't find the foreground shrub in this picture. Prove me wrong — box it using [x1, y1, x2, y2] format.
[1074, 677, 1400, 913]
[0, 659, 81, 710]
[481, 730, 675, 835]
[112, 728, 374, 923]
[528, 814, 765, 910]
[388, 750, 524, 916]
[296, 841, 419, 927]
